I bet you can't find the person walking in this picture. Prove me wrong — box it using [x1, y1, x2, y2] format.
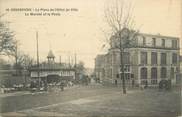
[60, 82, 64, 91]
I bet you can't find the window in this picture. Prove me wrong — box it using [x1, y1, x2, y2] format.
[170, 67, 174, 79]
[162, 39, 165, 47]
[151, 52, 157, 65]
[161, 53, 166, 65]
[125, 73, 130, 80]
[111, 54, 113, 66]
[106, 69, 110, 78]
[172, 53, 177, 64]
[152, 38, 156, 46]
[172, 40, 177, 48]
[113, 53, 117, 64]
[176, 67, 179, 72]
[143, 36, 146, 45]
[102, 69, 105, 77]
[161, 67, 167, 79]
[141, 52, 147, 64]
[124, 65, 130, 72]
[141, 68, 147, 79]
[141, 67, 147, 84]
[151, 68, 157, 84]
[123, 52, 130, 64]
[151, 68, 157, 78]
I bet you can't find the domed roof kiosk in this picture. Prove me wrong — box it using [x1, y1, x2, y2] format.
[47, 50, 55, 64]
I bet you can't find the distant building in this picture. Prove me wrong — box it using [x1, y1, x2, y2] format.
[0, 59, 29, 87]
[94, 55, 105, 82]
[29, 50, 76, 84]
[95, 31, 180, 86]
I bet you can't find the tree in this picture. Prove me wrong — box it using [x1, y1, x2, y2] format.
[0, 58, 11, 70]
[76, 61, 86, 74]
[74, 61, 86, 84]
[0, 14, 16, 56]
[13, 52, 35, 75]
[104, 0, 139, 94]
[21, 54, 35, 70]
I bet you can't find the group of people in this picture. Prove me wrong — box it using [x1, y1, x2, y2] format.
[30, 80, 74, 92]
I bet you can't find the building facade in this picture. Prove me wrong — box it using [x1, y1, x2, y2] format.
[95, 32, 180, 86]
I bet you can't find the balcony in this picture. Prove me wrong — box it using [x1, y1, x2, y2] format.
[136, 44, 179, 50]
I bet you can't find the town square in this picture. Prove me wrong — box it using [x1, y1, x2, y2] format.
[0, 0, 181, 117]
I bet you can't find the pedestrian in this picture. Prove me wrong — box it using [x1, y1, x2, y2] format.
[115, 80, 117, 86]
[132, 79, 135, 88]
[60, 82, 64, 91]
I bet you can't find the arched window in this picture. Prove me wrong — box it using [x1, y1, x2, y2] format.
[141, 67, 147, 85]
[151, 68, 157, 84]
[161, 67, 167, 79]
[151, 68, 157, 79]
[141, 68, 147, 79]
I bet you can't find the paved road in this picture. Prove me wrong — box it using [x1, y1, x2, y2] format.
[0, 84, 181, 117]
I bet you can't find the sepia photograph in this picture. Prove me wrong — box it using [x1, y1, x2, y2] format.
[0, 0, 181, 116]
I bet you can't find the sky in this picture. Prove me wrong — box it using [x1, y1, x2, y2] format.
[0, 0, 181, 68]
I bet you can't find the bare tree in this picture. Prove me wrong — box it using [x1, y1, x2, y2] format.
[13, 51, 35, 75]
[0, 14, 16, 56]
[21, 54, 35, 70]
[76, 61, 86, 75]
[104, 0, 139, 94]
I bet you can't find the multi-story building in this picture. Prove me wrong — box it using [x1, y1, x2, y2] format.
[95, 31, 180, 86]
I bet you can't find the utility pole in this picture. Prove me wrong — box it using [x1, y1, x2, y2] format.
[71, 55, 74, 67]
[74, 53, 77, 80]
[59, 56, 61, 64]
[15, 42, 18, 76]
[68, 54, 71, 68]
[36, 31, 40, 90]
[74, 53, 77, 67]
[119, 31, 126, 94]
